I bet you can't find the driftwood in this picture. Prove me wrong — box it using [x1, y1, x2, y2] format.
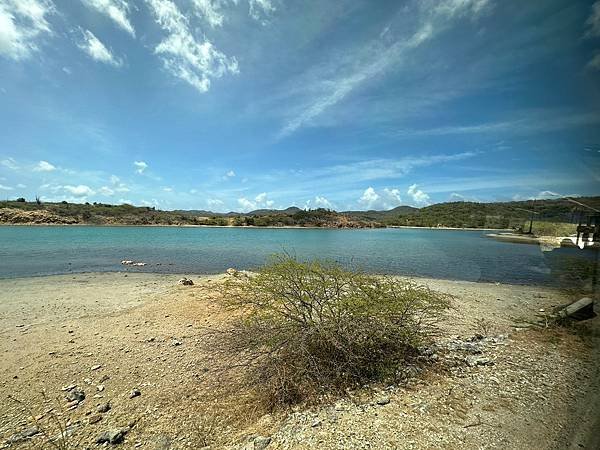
[558, 297, 595, 321]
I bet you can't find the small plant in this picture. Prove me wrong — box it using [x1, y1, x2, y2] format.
[9, 393, 83, 450]
[213, 255, 451, 408]
[472, 317, 495, 337]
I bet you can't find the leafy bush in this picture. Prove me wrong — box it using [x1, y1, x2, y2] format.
[216, 255, 451, 407]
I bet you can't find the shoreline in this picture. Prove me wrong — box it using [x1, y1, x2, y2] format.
[0, 269, 558, 288]
[0, 223, 511, 231]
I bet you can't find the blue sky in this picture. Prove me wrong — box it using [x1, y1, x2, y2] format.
[0, 0, 599, 212]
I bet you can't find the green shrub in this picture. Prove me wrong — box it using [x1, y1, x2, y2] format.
[217, 255, 451, 407]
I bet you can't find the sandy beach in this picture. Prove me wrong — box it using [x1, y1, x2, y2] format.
[0, 273, 598, 449]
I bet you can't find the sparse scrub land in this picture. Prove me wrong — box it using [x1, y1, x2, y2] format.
[211, 256, 451, 408]
[527, 221, 577, 237]
[1, 196, 598, 231]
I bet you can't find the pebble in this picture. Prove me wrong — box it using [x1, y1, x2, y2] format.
[254, 436, 271, 450]
[96, 429, 124, 445]
[91, 364, 102, 371]
[97, 385, 105, 392]
[97, 402, 111, 413]
[65, 388, 85, 403]
[88, 414, 102, 424]
[129, 388, 141, 399]
[376, 396, 391, 406]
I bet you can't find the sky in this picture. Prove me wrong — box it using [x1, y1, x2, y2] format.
[0, 0, 599, 212]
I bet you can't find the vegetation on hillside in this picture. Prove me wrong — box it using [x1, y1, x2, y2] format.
[1, 196, 598, 232]
[212, 255, 451, 407]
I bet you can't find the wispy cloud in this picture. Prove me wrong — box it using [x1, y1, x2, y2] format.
[276, 0, 490, 138]
[0, 0, 54, 60]
[81, 0, 135, 36]
[77, 29, 123, 66]
[393, 112, 600, 137]
[588, 52, 600, 71]
[585, 1, 600, 38]
[1, 157, 19, 170]
[146, 0, 239, 93]
[0, 183, 14, 191]
[248, 0, 275, 23]
[190, 0, 225, 27]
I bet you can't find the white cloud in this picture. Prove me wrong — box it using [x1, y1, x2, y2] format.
[407, 184, 430, 205]
[0, 184, 14, 190]
[248, 0, 274, 22]
[146, 0, 239, 93]
[449, 192, 465, 201]
[585, 1, 600, 38]
[305, 195, 334, 210]
[33, 160, 56, 172]
[237, 192, 274, 212]
[133, 160, 148, 174]
[237, 197, 255, 211]
[222, 169, 236, 180]
[64, 184, 95, 197]
[16, 183, 26, 188]
[191, 0, 225, 27]
[163, 186, 173, 192]
[98, 186, 114, 195]
[358, 187, 403, 210]
[207, 198, 224, 208]
[0, 0, 53, 60]
[1, 157, 18, 170]
[140, 199, 159, 207]
[77, 29, 122, 66]
[81, 0, 135, 36]
[108, 175, 130, 191]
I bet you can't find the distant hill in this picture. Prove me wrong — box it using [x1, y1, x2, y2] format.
[1, 196, 598, 229]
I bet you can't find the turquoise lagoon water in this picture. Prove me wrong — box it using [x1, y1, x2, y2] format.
[0, 225, 591, 285]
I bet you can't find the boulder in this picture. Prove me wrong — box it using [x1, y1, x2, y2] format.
[178, 278, 194, 286]
[226, 268, 238, 276]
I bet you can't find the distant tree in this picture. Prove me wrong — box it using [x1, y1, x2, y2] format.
[16, 197, 26, 202]
[35, 196, 42, 205]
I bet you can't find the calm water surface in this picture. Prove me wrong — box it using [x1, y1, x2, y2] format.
[0, 226, 592, 285]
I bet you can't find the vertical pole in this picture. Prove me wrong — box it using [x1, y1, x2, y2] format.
[528, 199, 536, 234]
